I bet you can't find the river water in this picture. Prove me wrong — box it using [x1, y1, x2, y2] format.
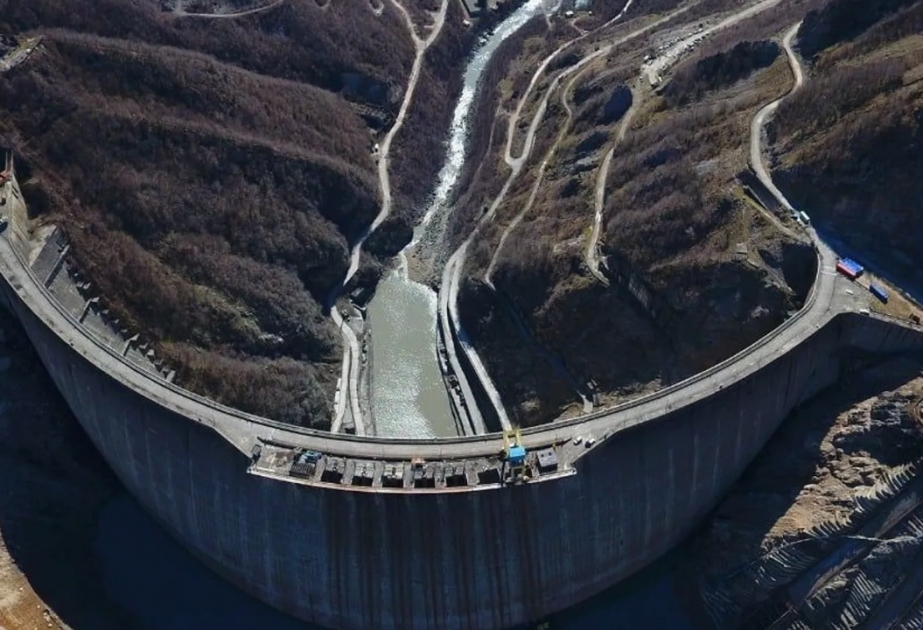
[368, 267, 456, 436]
[368, 0, 558, 438]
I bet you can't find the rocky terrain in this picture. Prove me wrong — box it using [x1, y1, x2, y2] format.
[682, 355, 923, 629]
[455, 0, 821, 427]
[0, 0, 473, 428]
[771, 0, 923, 294]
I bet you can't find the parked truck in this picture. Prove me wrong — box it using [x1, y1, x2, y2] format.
[869, 283, 889, 304]
[836, 258, 865, 280]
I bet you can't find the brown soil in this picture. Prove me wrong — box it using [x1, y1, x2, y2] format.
[684, 354, 923, 628]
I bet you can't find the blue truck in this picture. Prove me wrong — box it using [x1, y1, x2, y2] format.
[870, 283, 889, 304]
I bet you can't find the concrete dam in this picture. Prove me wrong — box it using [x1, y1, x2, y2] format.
[2, 161, 923, 630]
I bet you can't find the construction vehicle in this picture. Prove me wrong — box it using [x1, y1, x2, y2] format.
[502, 427, 527, 484]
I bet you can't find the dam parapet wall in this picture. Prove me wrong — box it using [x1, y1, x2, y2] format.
[4, 160, 923, 627]
[840, 311, 923, 355]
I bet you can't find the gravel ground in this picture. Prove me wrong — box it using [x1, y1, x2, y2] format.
[684, 354, 923, 629]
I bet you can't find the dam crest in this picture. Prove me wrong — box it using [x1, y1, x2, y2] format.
[2, 152, 923, 628]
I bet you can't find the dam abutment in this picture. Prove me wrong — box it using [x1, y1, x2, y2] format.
[4, 157, 923, 627]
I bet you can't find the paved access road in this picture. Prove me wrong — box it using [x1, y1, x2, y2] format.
[0, 16, 849, 466]
[587, 81, 638, 283]
[750, 22, 804, 215]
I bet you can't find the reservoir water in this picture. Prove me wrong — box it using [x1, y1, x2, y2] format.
[368, 266, 456, 437]
[368, 0, 558, 438]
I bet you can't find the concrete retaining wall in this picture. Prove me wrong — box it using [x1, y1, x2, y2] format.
[840, 312, 923, 355]
[2, 272, 900, 630]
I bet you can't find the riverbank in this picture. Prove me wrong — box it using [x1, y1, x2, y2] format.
[402, 3, 555, 287]
[364, 0, 563, 438]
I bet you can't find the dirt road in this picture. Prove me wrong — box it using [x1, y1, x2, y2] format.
[330, 0, 448, 435]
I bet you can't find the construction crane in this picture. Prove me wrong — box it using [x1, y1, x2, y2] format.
[502, 427, 527, 485]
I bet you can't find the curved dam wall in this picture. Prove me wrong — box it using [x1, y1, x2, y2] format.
[2, 162, 923, 629]
[6, 261, 923, 630]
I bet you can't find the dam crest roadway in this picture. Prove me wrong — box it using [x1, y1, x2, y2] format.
[0, 30, 914, 473]
[2, 3, 923, 629]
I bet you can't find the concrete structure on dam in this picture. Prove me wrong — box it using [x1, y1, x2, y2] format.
[3, 151, 923, 630]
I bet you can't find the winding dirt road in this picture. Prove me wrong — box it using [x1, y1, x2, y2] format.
[331, 0, 448, 435]
[171, 0, 285, 19]
[443, 4, 711, 433]
[344, 0, 448, 286]
[440, 8, 641, 435]
[442, 0, 809, 434]
[587, 82, 638, 283]
[749, 21, 804, 213]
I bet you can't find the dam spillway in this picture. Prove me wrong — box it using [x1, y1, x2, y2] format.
[4, 159, 923, 628]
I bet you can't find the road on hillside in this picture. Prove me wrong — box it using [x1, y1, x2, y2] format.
[587, 81, 639, 282]
[330, 0, 448, 435]
[641, 0, 787, 86]
[441, 2, 711, 434]
[171, 0, 285, 19]
[444, 0, 791, 433]
[749, 21, 804, 215]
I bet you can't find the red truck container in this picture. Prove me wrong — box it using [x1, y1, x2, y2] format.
[836, 261, 858, 280]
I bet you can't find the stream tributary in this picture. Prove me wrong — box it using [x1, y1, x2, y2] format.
[367, 0, 558, 438]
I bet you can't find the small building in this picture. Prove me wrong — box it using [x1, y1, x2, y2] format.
[536, 448, 558, 473]
[460, 0, 482, 17]
[507, 445, 526, 466]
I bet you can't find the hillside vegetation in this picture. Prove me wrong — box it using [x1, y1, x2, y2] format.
[458, 2, 819, 427]
[773, 0, 923, 278]
[0, 1, 443, 428]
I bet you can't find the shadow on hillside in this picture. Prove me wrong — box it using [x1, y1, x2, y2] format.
[677, 351, 923, 626]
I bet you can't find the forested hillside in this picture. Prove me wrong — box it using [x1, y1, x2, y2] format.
[773, 0, 923, 278]
[0, 0, 446, 428]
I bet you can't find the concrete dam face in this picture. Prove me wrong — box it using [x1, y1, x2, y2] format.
[2, 175, 923, 629]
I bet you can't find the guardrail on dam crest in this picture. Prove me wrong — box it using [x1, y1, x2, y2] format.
[2, 164, 923, 629]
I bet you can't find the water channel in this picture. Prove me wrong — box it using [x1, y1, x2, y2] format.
[368, 0, 558, 438]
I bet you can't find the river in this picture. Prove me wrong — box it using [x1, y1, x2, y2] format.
[368, 0, 558, 438]
[368, 266, 456, 437]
